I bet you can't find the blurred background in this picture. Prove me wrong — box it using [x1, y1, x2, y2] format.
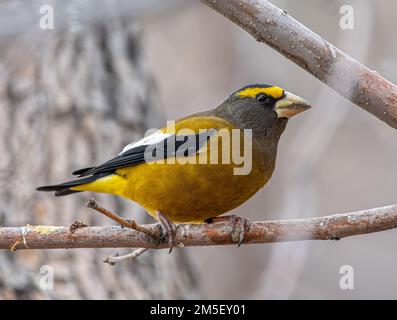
[0, 0, 396, 299]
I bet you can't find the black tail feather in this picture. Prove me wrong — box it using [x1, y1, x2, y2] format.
[54, 189, 82, 197]
[36, 174, 105, 197]
[72, 166, 95, 176]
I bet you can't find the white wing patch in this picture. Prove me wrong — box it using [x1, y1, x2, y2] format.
[119, 131, 173, 154]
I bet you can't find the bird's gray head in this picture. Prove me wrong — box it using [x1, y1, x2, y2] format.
[216, 84, 311, 143]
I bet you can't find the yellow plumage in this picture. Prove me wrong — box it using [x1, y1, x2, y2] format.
[71, 116, 269, 223]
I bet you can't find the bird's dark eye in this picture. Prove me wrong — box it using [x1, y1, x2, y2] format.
[256, 93, 270, 104]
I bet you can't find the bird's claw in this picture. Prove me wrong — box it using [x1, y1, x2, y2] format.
[205, 214, 250, 247]
[228, 215, 250, 247]
[156, 211, 176, 253]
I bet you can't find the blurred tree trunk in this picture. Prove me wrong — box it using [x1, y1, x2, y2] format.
[0, 13, 199, 299]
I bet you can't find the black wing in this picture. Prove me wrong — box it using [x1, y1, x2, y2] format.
[75, 129, 217, 177]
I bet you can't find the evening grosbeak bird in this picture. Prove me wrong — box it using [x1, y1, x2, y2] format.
[37, 84, 311, 246]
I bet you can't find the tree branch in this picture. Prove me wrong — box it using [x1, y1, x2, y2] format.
[201, 0, 397, 129]
[1, 204, 397, 250]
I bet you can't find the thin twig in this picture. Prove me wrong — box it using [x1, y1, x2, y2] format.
[87, 198, 156, 238]
[103, 248, 149, 265]
[200, 0, 397, 129]
[1, 204, 397, 250]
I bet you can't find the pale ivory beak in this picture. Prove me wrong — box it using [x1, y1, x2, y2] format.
[274, 91, 311, 118]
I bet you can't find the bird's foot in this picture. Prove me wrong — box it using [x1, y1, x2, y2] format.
[156, 210, 177, 253]
[205, 214, 250, 247]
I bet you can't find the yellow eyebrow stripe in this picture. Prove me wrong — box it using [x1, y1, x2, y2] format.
[237, 86, 284, 99]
